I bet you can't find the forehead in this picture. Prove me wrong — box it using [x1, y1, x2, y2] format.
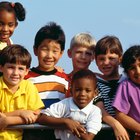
[72, 45, 93, 52]
[97, 51, 120, 57]
[73, 77, 96, 87]
[39, 39, 61, 49]
[0, 10, 16, 22]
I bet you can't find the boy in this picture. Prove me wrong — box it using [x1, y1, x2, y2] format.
[66, 32, 96, 97]
[25, 22, 69, 108]
[24, 22, 68, 140]
[38, 69, 102, 140]
[0, 45, 44, 140]
[93, 35, 129, 140]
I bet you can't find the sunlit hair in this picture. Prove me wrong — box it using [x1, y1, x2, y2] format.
[0, 1, 26, 21]
[0, 44, 31, 68]
[70, 32, 96, 53]
[121, 45, 140, 73]
[71, 69, 97, 89]
[34, 22, 65, 51]
[95, 35, 123, 58]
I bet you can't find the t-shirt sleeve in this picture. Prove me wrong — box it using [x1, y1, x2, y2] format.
[42, 100, 66, 118]
[112, 82, 130, 114]
[26, 81, 45, 110]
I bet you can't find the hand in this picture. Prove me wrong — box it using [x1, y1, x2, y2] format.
[64, 118, 86, 138]
[19, 110, 39, 124]
[0, 112, 6, 118]
[113, 121, 130, 140]
[0, 116, 8, 130]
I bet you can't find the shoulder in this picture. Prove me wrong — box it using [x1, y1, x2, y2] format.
[56, 71, 69, 80]
[25, 68, 40, 79]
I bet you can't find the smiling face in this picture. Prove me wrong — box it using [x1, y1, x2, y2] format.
[72, 77, 96, 109]
[0, 63, 29, 92]
[0, 10, 17, 42]
[34, 39, 63, 71]
[68, 45, 94, 72]
[95, 51, 121, 80]
[127, 59, 140, 85]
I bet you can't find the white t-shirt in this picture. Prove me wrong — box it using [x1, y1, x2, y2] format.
[42, 97, 102, 140]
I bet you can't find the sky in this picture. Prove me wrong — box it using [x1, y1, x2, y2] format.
[7, 0, 140, 73]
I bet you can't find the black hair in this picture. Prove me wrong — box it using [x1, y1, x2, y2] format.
[121, 45, 140, 73]
[71, 69, 97, 87]
[0, 1, 26, 21]
[34, 22, 65, 51]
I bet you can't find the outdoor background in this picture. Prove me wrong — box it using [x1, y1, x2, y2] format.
[8, 0, 140, 73]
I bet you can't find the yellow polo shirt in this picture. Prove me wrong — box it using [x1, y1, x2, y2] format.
[0, 77, 44, 140]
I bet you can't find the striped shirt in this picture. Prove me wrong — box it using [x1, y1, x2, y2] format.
[93, 75, 126, 117]
[25, 67, 69, 108]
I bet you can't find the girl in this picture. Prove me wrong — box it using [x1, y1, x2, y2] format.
[113, 45, 140, 140]
[0, 1, 26, 50]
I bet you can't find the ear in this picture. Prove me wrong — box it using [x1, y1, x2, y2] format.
[0, 65, 3, 72]
[15, 22, 18, 28]
[91, 53, 95, 62]
[119, 56, 122, 64]
[34, 47, 38, 56]
[67, 49, 72, 58]
[25, 68, 29, 76]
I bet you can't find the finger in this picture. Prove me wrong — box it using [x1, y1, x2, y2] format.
[73, 128, 81, 138]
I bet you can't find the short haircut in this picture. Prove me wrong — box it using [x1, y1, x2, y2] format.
[71, 69, 97, 88]
[121, 45, 140, 73]
[34, 22, 65, 51]
[0, 44, 31, 68]
[95, 35, 123, 58]
[70, 32, 96, 53]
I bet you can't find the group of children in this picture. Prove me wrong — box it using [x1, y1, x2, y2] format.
[0, 1, 140, 140]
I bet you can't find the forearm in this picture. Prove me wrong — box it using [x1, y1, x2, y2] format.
[38, 114, 66, 128]
[116, 111, 140, 133]
[80, 132, 94, 140]
[6, 116, 25, 126]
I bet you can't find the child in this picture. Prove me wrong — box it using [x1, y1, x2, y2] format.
[23, 22, 68, 140]
[38, 69, 102, 140]
[66, 32, 96, 97]
[93, 35, 129, 140]
[0, 45, 44, 140]
[0, 1, 25, 50]
[25, 21, 69, 108]
[112, 45, 140, 140]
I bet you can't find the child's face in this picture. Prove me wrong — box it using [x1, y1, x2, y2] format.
[0, 63, 29, 90]
[68, 46, 94, 72]
[95, 51, 121, 78]
[34, 39, 63, 71]
[0, 10, 17, 42]
[72, 78, 96, 109]
[127, 59, 140, 85]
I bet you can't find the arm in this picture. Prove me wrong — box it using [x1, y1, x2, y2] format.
[0, 115, 25, 130]
[4, 109, 40, 124]
[38, 114, 86, 138]
[96, 101, 129, 140]
[116, 110, 140, 133]
[80, 132, 95, 140]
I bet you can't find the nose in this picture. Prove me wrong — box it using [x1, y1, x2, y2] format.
[2, 25, 8, 31]
[13, 68, 19, 75]
[104, 58, 110, 65]
[136, 66, 140, 74]
[46, 51, 52, 58]
[81, 52, 86, 59]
